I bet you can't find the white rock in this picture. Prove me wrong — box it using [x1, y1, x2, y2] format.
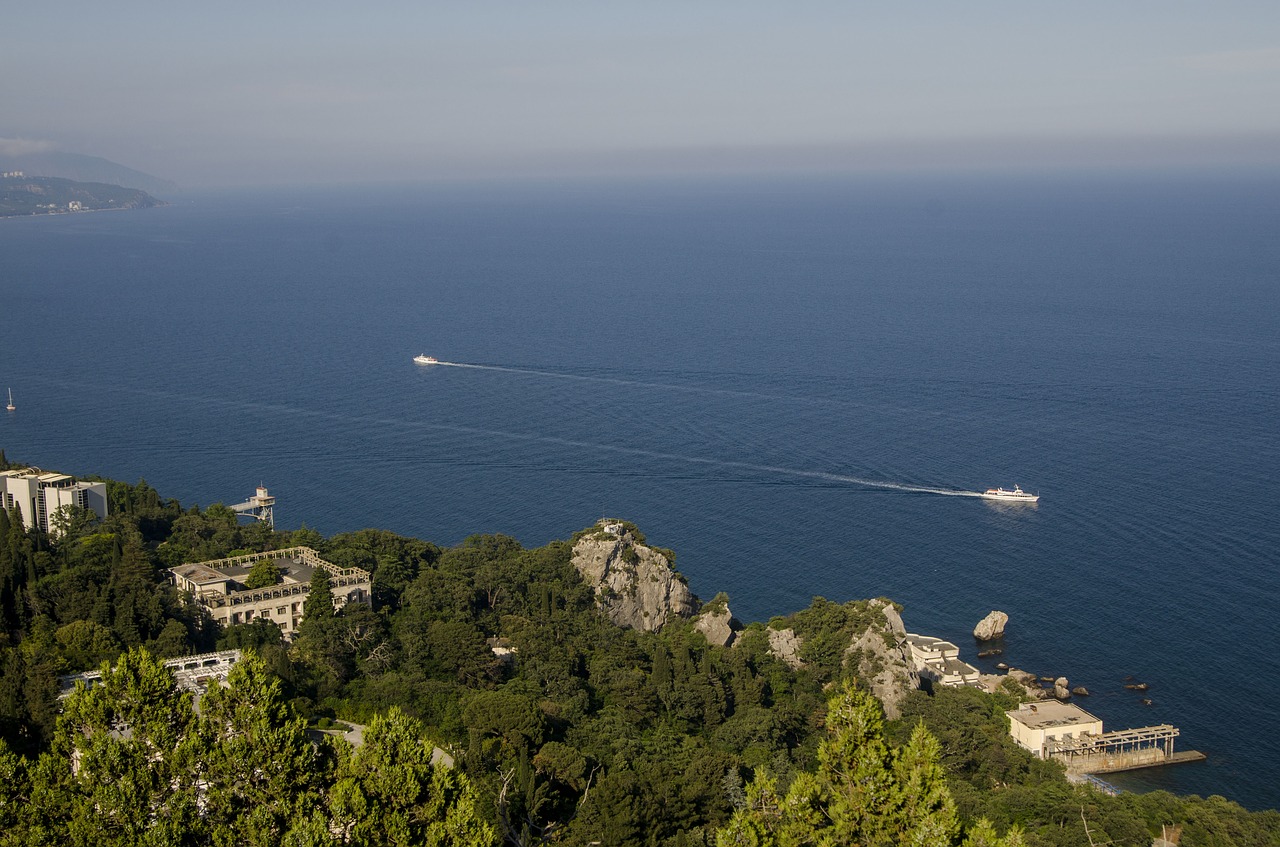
[973, 610, 1009, 641]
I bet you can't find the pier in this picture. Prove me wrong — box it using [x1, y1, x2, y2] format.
[1006, 701, 1204, 775]
[1046, 724, 1206, 775]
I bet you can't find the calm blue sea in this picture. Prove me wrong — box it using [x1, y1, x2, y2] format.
[2, 171, 1278, 808]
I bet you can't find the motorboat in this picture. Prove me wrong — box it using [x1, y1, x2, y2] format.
[980, 485, 1038, 503]
[413, 355, 439, 365]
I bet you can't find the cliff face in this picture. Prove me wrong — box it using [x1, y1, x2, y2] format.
[844, 600, 920, 719]
[571, 521, 698, 632]
[766, 598, 920, 719]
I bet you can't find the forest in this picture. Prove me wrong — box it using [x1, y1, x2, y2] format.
[0, 453, 1277, 846]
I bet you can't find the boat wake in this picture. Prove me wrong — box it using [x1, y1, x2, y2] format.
[426, 361, 928, 416]
[38, 375, 986, 500]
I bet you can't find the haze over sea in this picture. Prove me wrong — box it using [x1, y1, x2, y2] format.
[2, 172, 1278, 808]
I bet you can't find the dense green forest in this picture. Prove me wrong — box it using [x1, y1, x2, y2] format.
[0, 454, 1276, 845]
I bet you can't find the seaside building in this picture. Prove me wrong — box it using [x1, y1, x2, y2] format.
[169, 546, 370, 638]
[1006, 701, 1105, 758]
[904, 632, 983, 689]
[0, 468, 109, 536]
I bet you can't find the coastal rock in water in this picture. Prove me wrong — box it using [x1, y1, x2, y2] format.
[767, 627, 804, 669]
[1054, 677, 1071, 699]
[693, 595, 739, 648]
[1072, 686, 1090, 696]
[973, 611, 1009, 641]
[571, 520, 697, 632]
[843, 599, 919, 719]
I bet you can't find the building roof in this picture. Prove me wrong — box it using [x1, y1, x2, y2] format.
[1008, 701, 1102, 731]
[905, 633, 959, 652]
[171, 563, 230, 585]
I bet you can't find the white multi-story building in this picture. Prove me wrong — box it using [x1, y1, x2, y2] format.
[904, 632, 983, 688]
[170, 546, 371, 637]
[0, 468, 109, 535]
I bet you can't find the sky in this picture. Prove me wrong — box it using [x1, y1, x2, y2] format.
[4, 1, 1280, 186]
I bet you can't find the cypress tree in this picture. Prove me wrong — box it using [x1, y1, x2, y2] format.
[303, 566, 335, 622]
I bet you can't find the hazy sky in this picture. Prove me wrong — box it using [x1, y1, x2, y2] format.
[4, 1, 1280, 186]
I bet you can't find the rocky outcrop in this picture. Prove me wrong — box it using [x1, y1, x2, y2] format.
[767, 627, 804, 669]
[571, 520, 697, 632]
[844, 600, 919, 719]
[1072, 686, 1090, 697]
[1054, 677, 1071, 699]
[1002, 667, 1050, 700]
[693, 595, 739, 648]
[973, 611, 1009, 641]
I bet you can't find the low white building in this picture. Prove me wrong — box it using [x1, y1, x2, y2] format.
[1, 468, 109, 535]
[1006, 701, 1104, 758]
[905, 632, 983, 688]
[170, 546, 370, 637]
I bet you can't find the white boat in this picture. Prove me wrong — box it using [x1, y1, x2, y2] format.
[981, 485, 1038, 503]
[413, 355, 439, 365]
[5, 388, 13, 411]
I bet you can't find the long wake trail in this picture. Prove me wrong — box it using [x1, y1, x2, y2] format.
[34, 376, 983, 499]
[431, 361, 934, 418]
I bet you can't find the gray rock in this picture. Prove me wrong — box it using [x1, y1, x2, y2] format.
[973, 611, 1009, 641]
[767, 627, 804, 669]
[571, 521, 697, 632]
[1054, 677, 1071, 699]
[843, 599, 919, 719]
[1005, 668, 1050, 700]
[1072, 686, 1090, 696]
[694, 598, 739, 648]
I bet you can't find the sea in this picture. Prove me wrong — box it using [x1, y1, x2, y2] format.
[2, 170, 1278, 809]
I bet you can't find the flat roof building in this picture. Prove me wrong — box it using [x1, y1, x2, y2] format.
[170, 546, 370, 638]
[1006, 701, 1104, 758]
[1, 468, 108, 536]
[905, 632, 983, 689]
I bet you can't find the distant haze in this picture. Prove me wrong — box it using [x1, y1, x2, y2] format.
[4, 1, 1280, 187]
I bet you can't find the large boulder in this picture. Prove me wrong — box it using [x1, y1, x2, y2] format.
[694, 594, 739, 648]
[571, 520, 697, 632]
[973, 611, 1009, 641]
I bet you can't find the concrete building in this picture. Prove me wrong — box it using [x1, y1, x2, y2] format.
[0, 468, 109, 535]
[905, 632, 983, 689]
[1006, 701, 1104, 758]
[59, 649, 243, 700]
[170, 546, 370, 638]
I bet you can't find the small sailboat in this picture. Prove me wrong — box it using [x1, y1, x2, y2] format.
[5, 388, 13, 412]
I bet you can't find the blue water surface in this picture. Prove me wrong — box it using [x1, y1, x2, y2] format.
[2, 171, 1278, 808]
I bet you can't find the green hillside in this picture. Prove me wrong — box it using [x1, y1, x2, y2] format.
[0, 175, 164, 217]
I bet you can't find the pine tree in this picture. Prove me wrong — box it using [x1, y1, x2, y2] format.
[716, 681, 1025, 847]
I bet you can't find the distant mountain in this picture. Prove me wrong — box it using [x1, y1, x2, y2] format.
[0, 151, 177, 197]
[0, 175, 165, 218]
